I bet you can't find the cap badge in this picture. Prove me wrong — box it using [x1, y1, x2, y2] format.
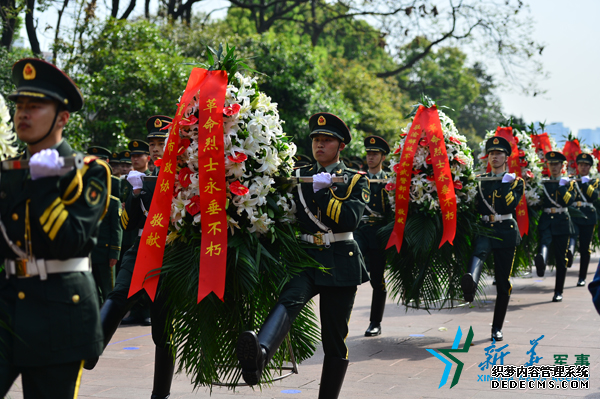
[370, 138, 376, 144]
[125, 151, 130, 157]
[550, 152, 555, 157]
[133, 141, 139, 148]
[583, 154, 587, 158]
[318, 115, 326, 126]
[23, 63, 36, 80]
[493, 138, 499, 144]
[113, 152, 118, 157]
[154, 119, 162, 128]
[92, 148, 98, 153]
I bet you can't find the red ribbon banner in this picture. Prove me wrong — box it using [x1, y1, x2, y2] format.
[129, 69, 228, 303]
[494, 127, 529, 237]
[196, 70, 228, 303]
[386, 105, 457, 252]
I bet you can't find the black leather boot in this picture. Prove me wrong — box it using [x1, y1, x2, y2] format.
[534, 245, 548, 277]
[578, 252, 591, 286]
[566, 237, 576, 268]
[365, 290, 386, 337]
[150, 346, 175, 399]
[554, 263, 567, 302]
[84, 298, 128, 370]
[491, 295, 510, 341]
[461, 256, 484, 303]
[237, 304, 291, 386]
[318, 356, 349, 399]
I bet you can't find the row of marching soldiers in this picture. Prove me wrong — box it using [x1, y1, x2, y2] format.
[2, 57, 598, 399]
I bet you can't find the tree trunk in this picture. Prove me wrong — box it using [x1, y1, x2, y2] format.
[0, 0, 17, 50]
[144, 0, 149, 18]
[111, 0, 119, 18]
[119, 0, 135, 19]
[53, 0, 70, 63]
[25, 0, 41, 55]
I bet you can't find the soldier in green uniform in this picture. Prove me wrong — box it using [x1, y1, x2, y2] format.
[87, 146, 123, 304]
[0, 59, 107, 398]
[237, 113, 370, 399]
[109, 151, 122, 178]
[355, 135, 390, 337]
[86, 117, 175, 399]
[461, 137, 524, 341]
[566, 153, 599, 286]
[534, 151, 576, 302]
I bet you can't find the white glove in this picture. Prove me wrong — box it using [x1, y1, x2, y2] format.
[582, 176, 591, 184]
[559, 177, 570, 187]
[30, 149, 64, 180]
[502, 173, 516, 183]
[127, 170, 145, 190]
[313, 172, 333, 193]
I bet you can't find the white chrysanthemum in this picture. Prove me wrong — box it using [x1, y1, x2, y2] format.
[0, 94, 17, 161]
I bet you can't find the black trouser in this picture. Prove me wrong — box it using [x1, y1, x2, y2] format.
[471, 236, 515, 297]
[277, 271, 357, 359]
[92, 261, 113, 305]
[549, 234, 570, 294]
[573, 223, 595, 279]
[107, 241, 170, 348]
[0, 360, 83, 399]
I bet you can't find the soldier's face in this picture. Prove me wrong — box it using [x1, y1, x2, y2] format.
[131, 153, 149, 172]
[547, 161, 563, 176]
[488, 150, 507, 169]
[14, 97, 69, 144]
[149, 138, 165, 161]
[122, 164, 132, 174]
[578, 162, 591, 176]
[312, 135, 344, 167]
[366, 151, 384, 169]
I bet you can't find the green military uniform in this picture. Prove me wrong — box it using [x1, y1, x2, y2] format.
[462, 136, 524, 342]
[0, 59, 107, 398]
[354, 135, 390, 337]
[87, 119, 175, 399]
[535, 151, 576, 302]
[237, 113, 370, 399]
[567, 153, 599, 286]
[89, 175, 122, 304]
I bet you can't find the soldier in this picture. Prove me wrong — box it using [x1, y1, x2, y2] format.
[461, 137, 524, 341]
[87, 146, 123, 305]
[85, 117, 175, 399]
[534, 151, 576, 302]
[355, 135, 390, 337]
[236, 113, 370, 399]
[0, 59, 108, 398]
[566, 153, 598, 286]
[119, 150, 132, 179]
[109, 151, 122, 178]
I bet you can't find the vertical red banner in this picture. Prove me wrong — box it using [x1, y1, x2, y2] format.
[495, 127, 528, 236]
[196, 71, 228, 303]
[129, 68, 208, 301]
[422, 107, 456, 247]
[386, 106, 425, 252]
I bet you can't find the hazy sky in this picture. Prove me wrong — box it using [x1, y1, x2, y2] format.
[498, 0, 600, 134]
[22, 1, 598, 134]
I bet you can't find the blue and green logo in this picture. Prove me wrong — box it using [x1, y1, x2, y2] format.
[427, 326, 474, 388]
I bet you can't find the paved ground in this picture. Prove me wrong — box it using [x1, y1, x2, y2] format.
[7, 255, 600, 399]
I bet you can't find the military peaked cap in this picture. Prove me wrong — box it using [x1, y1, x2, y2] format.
[309, 113, 351, 144]
[128, 139, 149, 155]
[9, 58, 83, 112]
[485, 136, 512, 156]
[118, 150, 132, 164]
[545, 151, 567, 163]
[576, 153, 593, 165]
[87, 146, 111, 160]
[109, 151, 121, 163]
[364, 135, 390, 154]
[146, 115, 171, 139]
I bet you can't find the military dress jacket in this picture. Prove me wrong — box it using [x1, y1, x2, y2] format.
[356, 170, 389, 250]
[0, 140, 108, 366]
[295, 162, 371, 287]
[119, 169, 152, 253]
[91, 176, 123, 264]
[475, 173, 524, 248]
[538, 180, 576, 235]
[570, 177, 599, 226]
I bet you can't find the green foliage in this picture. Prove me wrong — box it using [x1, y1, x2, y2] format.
[71, 19, 193, 150]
